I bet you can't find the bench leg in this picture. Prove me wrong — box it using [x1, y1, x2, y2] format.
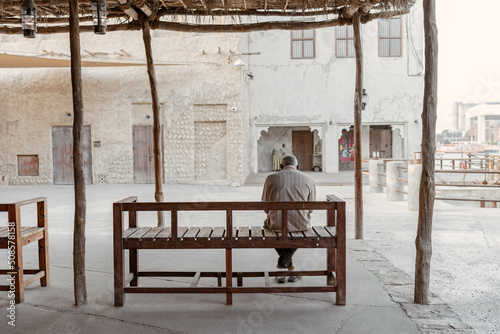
[226, 248, 232, 305]
[38, 200, 49, 287]
[130, 249, 138, 287]
[336, 249, 346, 305]
[114, 247, 125, 307]
[327, 248, 336, 286]
[14, 239, 25, 304]
[38, 229, 50, 287]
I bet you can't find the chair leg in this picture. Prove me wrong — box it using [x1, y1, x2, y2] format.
[130, 249, 138, 286]
[38, 229, 50, 287]
[14, 238, 25, 304]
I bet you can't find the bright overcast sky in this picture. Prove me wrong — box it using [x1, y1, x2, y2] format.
[436, 0, 500, 131]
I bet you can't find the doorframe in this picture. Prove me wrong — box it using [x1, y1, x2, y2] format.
[253, 122, 326, 173]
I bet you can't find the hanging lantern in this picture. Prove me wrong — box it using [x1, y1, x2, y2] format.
[91, 0, 108, 35]
[361, 88, 369, 110]
[20, 0, 37, 38]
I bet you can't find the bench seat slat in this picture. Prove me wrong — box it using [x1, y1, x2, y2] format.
[290, 231, 305, 240]
[141, 227, 164, 240]
[0, 227, 8, 238]
[263, 228, 278, 240]
[325, 226, 336, 237]
[127, 227, 152, 239]
[20, 227, 35, 238]
[211, 227, 225, 239]
[250, 227, 263, 240]
[123, 227, 139, 239]
[303, 229, 319, 239]
[22, 227, 44, 239]
[312, 226, 332, 239]
[183, 227, 201, 240]
[155, 227, 171, 239]
[197, 227, 213, 239]
[177, 227, 189, 239]
[238, 227, 250, 240]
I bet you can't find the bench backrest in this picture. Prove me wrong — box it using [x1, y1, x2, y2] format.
[114, 197, 345, 242]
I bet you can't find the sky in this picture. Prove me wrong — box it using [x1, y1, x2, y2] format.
[436, 0, 500, 132]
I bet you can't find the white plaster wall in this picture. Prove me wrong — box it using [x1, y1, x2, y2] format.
[245, 1, 424, 173]
[0, 30, 243, 185]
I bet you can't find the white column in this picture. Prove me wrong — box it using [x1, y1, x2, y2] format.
[386, 161, 405, 201]
[478, 115, 486, 143]
[369, 159, 383, 193]
[408, 164, 422, 211]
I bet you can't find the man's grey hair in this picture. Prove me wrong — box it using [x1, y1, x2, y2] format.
[281, 155, 298, 167]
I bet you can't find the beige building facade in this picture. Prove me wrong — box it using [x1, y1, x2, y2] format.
[0, 30, 246, 186]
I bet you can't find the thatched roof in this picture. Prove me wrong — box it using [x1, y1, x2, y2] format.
[0, 0, 416, 34]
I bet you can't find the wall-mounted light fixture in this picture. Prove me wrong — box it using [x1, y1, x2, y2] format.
[20, 0, 37, 38]
[91, 0, 108, 35]
[233, 58, 245, 67]
[144, 115, 151, 120]
[361, 89, 369, 110]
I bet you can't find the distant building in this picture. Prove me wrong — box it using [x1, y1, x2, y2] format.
[459, 103, 500, 143]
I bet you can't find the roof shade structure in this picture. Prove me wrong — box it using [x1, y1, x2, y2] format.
[0, 0, 415, 34]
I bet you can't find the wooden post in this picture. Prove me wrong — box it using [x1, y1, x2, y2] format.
[415, 0, 438, 305]
[68, 0, 87, 306]
[142, 20, 164, 227]
[353, 12, 363, 239]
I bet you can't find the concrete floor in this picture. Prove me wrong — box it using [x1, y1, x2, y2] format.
[0, 180, 496, 333]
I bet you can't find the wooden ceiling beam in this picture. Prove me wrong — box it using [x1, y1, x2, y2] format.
[178, 0, 193, 10]
[360, 0, 381, 14]
[344, 0, 366, 18]
[199, 0, 211, 12]
[0, 8, 407, 34]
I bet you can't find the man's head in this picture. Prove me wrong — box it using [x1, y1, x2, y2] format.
[281, 155, 299, 169]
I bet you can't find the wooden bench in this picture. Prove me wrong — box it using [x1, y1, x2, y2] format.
[113, 196, 346, 306]
[0, 198, 50, 303]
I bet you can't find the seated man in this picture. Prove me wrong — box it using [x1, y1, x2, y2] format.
[261, 155, 316, 283]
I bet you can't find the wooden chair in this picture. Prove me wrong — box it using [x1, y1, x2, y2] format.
[0, 198, 49, 303]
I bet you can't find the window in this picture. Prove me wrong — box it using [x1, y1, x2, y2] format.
[291, 30, 315, 59]
[379, 17, 402, 57]
[18, 155, 39, 176]
[336, 25, 355, 58]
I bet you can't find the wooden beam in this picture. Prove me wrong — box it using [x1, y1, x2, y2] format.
[178, 0, 192, 10]
[199, 0, 210, 12]
[68, 0, 87, 306]
[141, 21, 165, 228]
[352, 12, 363, 240]
[415, 0, 438, 305]
[361, 0, 382, 14]
[344, 0, 366, 18]
[0, 9, 408, 35]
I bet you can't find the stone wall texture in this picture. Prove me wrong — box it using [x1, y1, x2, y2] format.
[0, 30, 243, 185]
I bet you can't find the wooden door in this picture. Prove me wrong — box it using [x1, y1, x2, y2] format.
[370, 129, 393, 159]
[292, 130, 313, 171]
[339, 129, 354, 170]
[52, 126, 93, 185]
[133, 125, 155, 184]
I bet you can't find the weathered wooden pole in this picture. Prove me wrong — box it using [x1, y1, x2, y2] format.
[415, 0, 438, 304]
[142, 20, 164, 227]
[353, 12, 363, 239]
[68, 0, 87, 305]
